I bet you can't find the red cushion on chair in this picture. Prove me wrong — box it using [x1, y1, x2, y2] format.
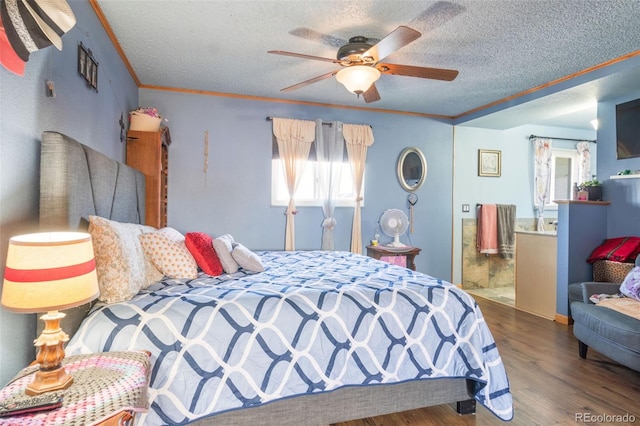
[185, 232, 223, 276]
[587, 237, 640, 264]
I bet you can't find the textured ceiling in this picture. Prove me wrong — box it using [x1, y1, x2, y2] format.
[95, 0, 640, 130]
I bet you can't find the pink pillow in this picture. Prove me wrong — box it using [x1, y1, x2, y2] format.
[185, 232, 223, 276]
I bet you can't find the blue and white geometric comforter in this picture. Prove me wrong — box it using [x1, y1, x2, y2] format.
[67, 251, 513, 424]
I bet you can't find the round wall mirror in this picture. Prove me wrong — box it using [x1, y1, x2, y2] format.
[397, 147, 427, 192]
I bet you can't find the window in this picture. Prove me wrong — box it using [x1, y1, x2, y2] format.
[271, 159, 361, 207]
[541, 148, 580, 209]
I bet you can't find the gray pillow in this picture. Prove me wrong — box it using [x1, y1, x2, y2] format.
[213, 234, 239, 273]
[232, 243, 264, 272]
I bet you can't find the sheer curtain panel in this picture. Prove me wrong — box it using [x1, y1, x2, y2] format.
[533, 138, 552, 231]
[576, 141, 592, 183]
[344, 123, 374, 254]
[316, 120, 344, 250]
[273, 118, 316, 250]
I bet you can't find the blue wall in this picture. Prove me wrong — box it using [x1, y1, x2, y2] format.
[139, 89, 455, 279]
[556, 202, 609, 316]
[596, 94, 640, 237]
[0, 1, 138, 385]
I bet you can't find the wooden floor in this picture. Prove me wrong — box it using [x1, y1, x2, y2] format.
[334, 296, 640, 425]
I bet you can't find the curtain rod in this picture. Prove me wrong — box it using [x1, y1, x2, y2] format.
[265, 116, 373, 128]
[266, 116, 333, 127]
[529, 134, 596, 144]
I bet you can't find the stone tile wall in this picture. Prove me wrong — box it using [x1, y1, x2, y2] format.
[461, 218, 538, 289]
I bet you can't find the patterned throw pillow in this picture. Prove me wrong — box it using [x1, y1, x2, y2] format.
[88, 216, 163, 303]
[139, 231, 198, 279]
[185, 232, 223, 276]
[231, 243, 264, 272]
[213, 234, 239, 274]
[620, 266, 640, 301]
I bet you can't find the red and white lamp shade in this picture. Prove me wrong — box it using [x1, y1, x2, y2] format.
[2, 232, 99, 395]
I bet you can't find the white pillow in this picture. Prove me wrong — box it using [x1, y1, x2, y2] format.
[231, 243, 264, 272]
[88, 215, 163, 303]
[159, 226, 185, 243]
[213, 234, 239, 273]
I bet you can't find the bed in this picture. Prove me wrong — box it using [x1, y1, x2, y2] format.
[38, 131, 513, 425]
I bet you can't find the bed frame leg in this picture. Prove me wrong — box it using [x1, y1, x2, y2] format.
[455, 399, 476, 415]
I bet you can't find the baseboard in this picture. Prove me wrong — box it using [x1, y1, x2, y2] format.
[554, 313, 572, 325]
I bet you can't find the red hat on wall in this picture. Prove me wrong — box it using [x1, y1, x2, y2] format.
[0, 14, 25, 76]
[0, 0, 75, 75]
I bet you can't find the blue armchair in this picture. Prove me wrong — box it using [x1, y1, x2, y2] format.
[568, 255, 640, 372]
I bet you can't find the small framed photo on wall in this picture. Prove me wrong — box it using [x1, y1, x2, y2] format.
[478, 149, 501, 177]
[78, 42, 98, 92]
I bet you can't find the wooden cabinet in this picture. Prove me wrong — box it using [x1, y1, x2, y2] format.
[366, 245, 421, 271]
[515, 232, 557, 320]
[126, 128, 171, 228]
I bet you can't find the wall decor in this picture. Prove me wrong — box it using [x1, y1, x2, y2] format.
[77, 42, 98, 91]
[478, 149, 501, 177]
[397, 146, 427, 192]
[204, 130, 209, 185]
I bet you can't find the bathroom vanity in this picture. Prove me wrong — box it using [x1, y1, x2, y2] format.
[515, 231, 557, 320]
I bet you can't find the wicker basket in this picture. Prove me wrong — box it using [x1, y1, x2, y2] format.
[592, 260, 634, 283]
[129, 113, 161, 132]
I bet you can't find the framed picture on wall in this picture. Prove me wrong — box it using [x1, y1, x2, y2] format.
[478, 149, 501, 177]
[78, 42, 98, 92]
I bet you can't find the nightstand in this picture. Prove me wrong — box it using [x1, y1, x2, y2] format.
[0, 351, 150, 425]
[366, 245, 421, 271]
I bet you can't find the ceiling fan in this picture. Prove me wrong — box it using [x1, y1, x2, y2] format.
[268, 25, 459, 103]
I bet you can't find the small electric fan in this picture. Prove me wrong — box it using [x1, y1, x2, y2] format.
[379, 209, 410, 248]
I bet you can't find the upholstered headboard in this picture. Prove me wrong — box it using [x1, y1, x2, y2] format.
[40, 131, 146, 230]
[39, 131, 146, 337]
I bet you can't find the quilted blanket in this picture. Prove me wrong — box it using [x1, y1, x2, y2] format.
[597, 298, 640, 320]
[66, 251, 513, 424]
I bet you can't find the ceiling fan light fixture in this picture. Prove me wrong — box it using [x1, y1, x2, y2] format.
[336, 66, 381, 95]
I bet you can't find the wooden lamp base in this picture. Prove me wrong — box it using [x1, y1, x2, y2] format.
[26, 311, 73, 396]
[26, 367, 73, 396]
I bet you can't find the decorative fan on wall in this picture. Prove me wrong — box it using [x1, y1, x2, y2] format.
[268, 24, 459, 103]
[379, 209, 410, 248]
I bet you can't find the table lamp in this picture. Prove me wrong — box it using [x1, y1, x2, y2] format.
[1, 232, 99, 395]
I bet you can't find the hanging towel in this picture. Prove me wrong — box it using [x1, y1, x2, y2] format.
[497, 204, 516, 259]
[477, 204, 498, 254]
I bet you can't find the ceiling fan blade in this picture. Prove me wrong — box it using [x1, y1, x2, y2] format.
[378, 63, 458, 81]
[363, 84, 381, 103]
[361, 26, 421, 63]
[288, 28, 347, 48]
[280, 70, 339, 92]
[268, 50, 341, 64]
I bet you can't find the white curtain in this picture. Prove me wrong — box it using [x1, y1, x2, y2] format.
[344, 123, 374, 254]
[576, 141, 592, 183]
[273, 118, 316, 250]
[533, 138, 553, 231]
[316, 120, 344, 250]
